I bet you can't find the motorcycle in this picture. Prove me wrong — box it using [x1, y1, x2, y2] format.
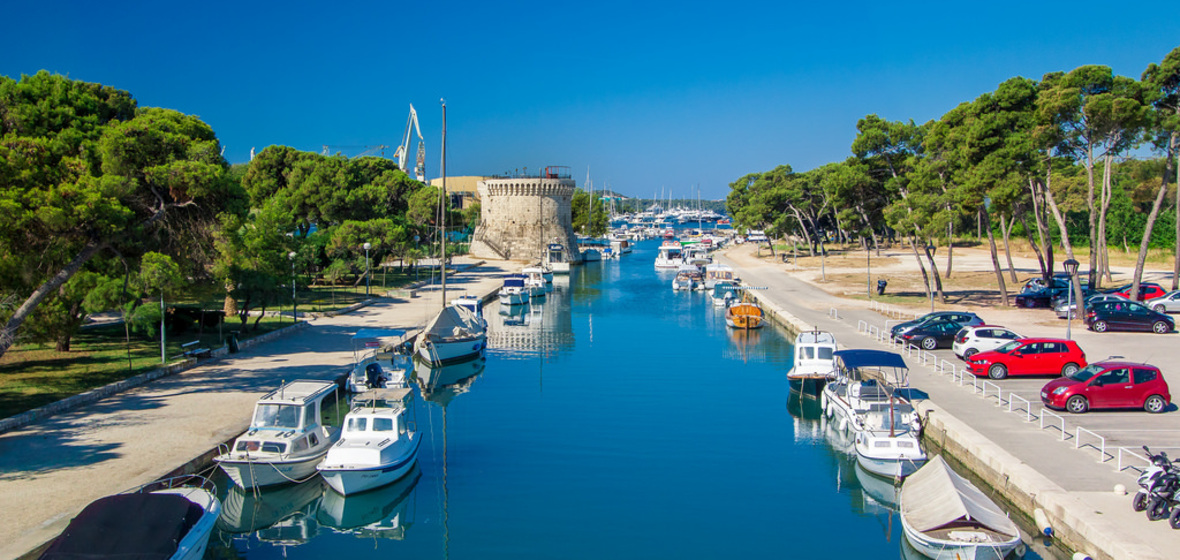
[1145, 470, 1180, 523]
[1133, 446, 1178, 512]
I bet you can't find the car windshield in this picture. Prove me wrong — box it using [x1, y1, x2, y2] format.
[1067, 364, 1103, 383]
[995, 339, 1024, 353]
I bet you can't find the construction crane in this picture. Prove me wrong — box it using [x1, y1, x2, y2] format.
[394, 104, 426, 182]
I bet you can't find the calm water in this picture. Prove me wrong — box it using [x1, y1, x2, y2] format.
[203, 238, 1040, 560]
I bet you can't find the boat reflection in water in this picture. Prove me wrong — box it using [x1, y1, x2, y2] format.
[413, 355, 487, 405]
[216, 478, 325, 547]
[318, 465, 422, 540]
[786, 389, 825, 445]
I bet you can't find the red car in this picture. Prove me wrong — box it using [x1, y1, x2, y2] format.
[1041, 361, 1171, 414]
[965, 338, 1087, 380]
[1112, 283, 1167, 302]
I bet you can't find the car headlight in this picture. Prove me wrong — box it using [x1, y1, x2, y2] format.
[1052, 387, 1068, 396]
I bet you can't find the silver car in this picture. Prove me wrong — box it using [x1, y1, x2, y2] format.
[1054, 293, 1127, 319]
[1146, 290, 1180, 314]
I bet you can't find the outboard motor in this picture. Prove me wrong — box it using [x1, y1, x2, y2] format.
[365, 362, 386, 389]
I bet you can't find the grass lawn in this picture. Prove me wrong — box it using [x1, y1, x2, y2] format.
[0, 315, 292, 420]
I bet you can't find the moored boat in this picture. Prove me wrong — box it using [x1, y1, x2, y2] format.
[39, 476, 221, 560]
[654, 240, 683, 269]
[499, 274, 530, 306]
[788, 330, 838, 396]
[671, 265, 701, 291]
[413, 304, 488, 365]
[345, 328, 411, 393]
[711, 280, 738, 307]
[214, 380, 342, 489]
[853, 402, 926, 479]
[900, 455, 1021, 560]
[317, 387, 421, 495]
[545, 243, 572, 273]
[522, 267, 548, 299]
[703, 263, 735, 289]
[725, 291, 764, 329]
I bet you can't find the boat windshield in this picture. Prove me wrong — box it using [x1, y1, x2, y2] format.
[799, 346, 834, 361]
[252, 404, 301, 429]
[1067, 364, 1103, 383]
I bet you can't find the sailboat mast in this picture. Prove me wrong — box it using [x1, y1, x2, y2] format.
[440, 98, 447, 305]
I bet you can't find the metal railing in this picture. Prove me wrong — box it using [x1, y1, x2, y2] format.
[1075, 426, 1107, 462]
[1040, 409, 1068, 441]
[1008, 394, 1035, 422]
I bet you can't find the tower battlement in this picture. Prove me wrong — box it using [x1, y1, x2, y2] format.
[470, 175, 581, 263]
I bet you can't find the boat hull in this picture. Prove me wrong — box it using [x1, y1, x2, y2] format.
[855, 446, 926, 479]
[788, 377, 828, 397]
[215, 451, 327, 489]
[319, 439, 421, 496]
[499, 292, 528, 305]
[901, 517, 1021, 560]
[158, 487, 221, 560]
[550, 262, 570, 274]
[415, 334, 487, 366]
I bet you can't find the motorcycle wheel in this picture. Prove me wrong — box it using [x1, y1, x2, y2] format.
[1147, 496, 1171, 521]
[1133, 492, 1148, 512]
[1171, 507, 1180, 530]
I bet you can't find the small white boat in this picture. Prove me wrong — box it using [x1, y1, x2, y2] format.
[672, 265, 700, 291]
[522, 267, 548, 299]
[711, 280, 737, 307]
[40, 476, 220, 560]
[499, 274, 530, 306]
[545, 242, 572, 273]
[703, 263, 735, 289]
[215, 380, 341, 489]
[854, 403, 927, 479]
[581, 247, 602, 262]
[654, 240, 683, 269]
[789, 330, 839, 396]
[451, 294, 484, 319]
[345, 328, 411, 393]
[413, 304, 488, 366]
[317, 387, 421, 495]
[900, 455, 1022, 560]
[821, 349, 910, 432]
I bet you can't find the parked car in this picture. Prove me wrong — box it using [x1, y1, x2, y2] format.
[1107, 282, 1167, 302]
[1021, 276, 1071, 293]
[896, 319, 968, 350]
[1015, 286, 1070, 308]
[1041, 361, 1171, 414]
[890, 311, 983, 339]
[1054, 293, 1127, 319]
[952, 325, 1023, 359]
[1146, 290, 1180, 314]
[1084, 300, 1174, 334]
[965, 338, 1087, 379]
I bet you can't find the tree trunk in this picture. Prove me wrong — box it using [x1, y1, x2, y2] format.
[1030, 175, 1054, 279]
[1043, 169, 1087, 312]
[1085, 144, 1099, 289]
[910, 238, 931, 304]
[1000, 213, 1018, 283]
[1099, 154, 1115, 285]
[945, 217, 953, 278]
[924, 243, 946, 304]
[983, 208, 1010, 306]
[1132, 136, 1174, 298]
[1174, 132, 1180, 291]
[0, 242, 104, 360]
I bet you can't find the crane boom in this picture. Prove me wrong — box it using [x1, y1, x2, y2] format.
[395, 104, 426, 181]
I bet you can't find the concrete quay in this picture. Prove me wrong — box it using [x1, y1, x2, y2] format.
[719, 245, 1180, 560]
[0, 259, 511, 560]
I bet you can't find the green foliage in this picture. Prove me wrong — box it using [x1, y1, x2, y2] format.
[571, 189, 608, 236]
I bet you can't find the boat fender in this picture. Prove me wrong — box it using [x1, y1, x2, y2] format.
[1034, 508, 1053, 537]
[1071, 553, 1093, 560]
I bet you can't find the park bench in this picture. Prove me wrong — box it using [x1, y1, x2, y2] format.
[178, 340, 211, 360]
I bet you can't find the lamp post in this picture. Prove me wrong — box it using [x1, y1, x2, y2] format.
[867, 240, 872, 298]
[363, 242, 372, 297]
[413, 235, 420, 282]
[288, 251, 297, 323]
[1064, 258, 1080, 340]
[926, 243, 937, 312]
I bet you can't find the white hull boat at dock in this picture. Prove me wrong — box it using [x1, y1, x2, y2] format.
[789, 330, 838, 396]
[318, 388, 421, 495]
[413, 304, 487, 366]
[900, 455, 1021, 560]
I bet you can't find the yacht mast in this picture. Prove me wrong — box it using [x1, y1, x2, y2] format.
[440, 98, 447, 305]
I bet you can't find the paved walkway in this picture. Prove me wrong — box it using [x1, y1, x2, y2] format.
[0, 259, 512, 560]
[719, 245, 1180, 560]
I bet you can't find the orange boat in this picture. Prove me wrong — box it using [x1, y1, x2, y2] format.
[725, 293, 764, 330]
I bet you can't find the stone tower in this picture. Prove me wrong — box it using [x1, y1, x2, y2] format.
[470, 168, 582, 263]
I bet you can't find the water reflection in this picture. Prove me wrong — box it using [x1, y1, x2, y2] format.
[217, 478, 325, 547]
[413, 356, 487, 406]
[318, 465, 422, 539]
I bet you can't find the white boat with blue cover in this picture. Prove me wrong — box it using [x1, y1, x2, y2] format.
[317, 387, 421, 495]
[821, 349, 909, 432]
[499, 274, 529, 306]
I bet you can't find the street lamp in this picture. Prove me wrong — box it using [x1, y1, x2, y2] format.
[363, 242, 372, 297]
[926, 243, 937, 312]
[288, 251, 297, 323]
[413, 235, 420, 282]
[867, 240, 872, 298]
[1064, 258, 1080, 340]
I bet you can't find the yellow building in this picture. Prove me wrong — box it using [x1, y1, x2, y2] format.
[429, 176, 487, 209]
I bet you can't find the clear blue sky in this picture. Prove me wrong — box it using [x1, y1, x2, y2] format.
[2, 1, 1176, 200]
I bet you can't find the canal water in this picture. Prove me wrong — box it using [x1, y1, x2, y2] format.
[203, 239, 1045, 560]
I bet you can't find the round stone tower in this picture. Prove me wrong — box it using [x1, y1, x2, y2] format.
[470, 168, 581, 263]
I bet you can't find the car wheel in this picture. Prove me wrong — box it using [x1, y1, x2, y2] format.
[963, 348, 978, 359]
[1153, 321, 1171, 334]
[1145, 395, 1167, 414]
[1066, 395, 1089, 414]
[1023, 298, 1037, 308]
[988, 364, 1008, 380]
[1061, 363, 1080, 376]
[1093, 320, 1109, 333]
[921, 337, 937, 351]
[1133, 492, 1148, 512]
[1154, 304, 1167, 314]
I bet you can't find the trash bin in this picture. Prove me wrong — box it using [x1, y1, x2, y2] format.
[877, 279, 888, 296]
[781, 253, 789, 263]
[227, 333, 240, 354]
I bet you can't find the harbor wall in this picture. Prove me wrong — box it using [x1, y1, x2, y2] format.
[740, 287, 1142, 560]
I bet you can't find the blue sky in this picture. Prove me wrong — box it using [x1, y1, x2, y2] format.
[2, 1, 1176, 199]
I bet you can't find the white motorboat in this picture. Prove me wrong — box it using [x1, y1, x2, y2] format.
[853, 402, 927, 479]
[451, 294, 484, 319]
[215, 380, 342, 489]
[345, 328, 411, 393]
[671, 265, 700, 291]
[789, 330, 839, 396]
[821, 349, 910, 432]
[317, 387, 421, 495]
[413, 304, 488, 365]
[522, 267, 548, 299]
[711, 280, 737, 307]
[654, 240, 683, 269]
[40, 476, 221, 560]
[499, 274, 530, 306]
[900, 455, 1022, 560]
[703, 263, 735, 289]
[545, 242, 572, 273]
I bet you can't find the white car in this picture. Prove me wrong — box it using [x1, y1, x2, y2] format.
[1146, 290, 1180, 314]
[952, 325, 1023, 360]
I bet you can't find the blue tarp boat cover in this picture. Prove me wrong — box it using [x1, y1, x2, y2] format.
[834, 349, 908, 370]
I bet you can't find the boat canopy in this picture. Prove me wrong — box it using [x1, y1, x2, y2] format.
[353, 329, 407, 340]
[502, 275, 526, 288]
[900, 455, 1018, 537]
[834, 349, 907, 370]
[40, 493, 204, 560]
